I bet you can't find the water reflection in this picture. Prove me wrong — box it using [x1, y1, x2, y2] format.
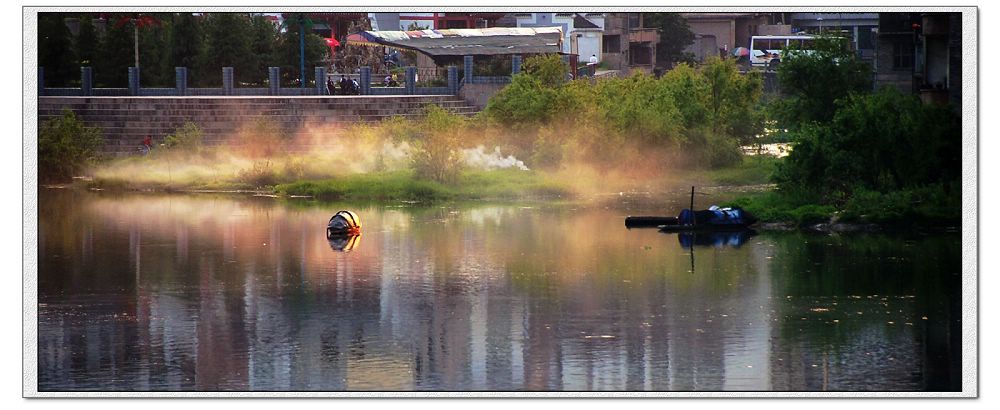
[677, 230, 757, 248]
[327, 234, 362, 253]
[36, 189, 961, 391]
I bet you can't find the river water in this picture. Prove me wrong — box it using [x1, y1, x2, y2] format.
[36, 188, 962, 392]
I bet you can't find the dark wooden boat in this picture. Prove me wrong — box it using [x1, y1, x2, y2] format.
[624, 187, 756, 231]
[656, 218, 755, 232]
[624, 216, 679, 228]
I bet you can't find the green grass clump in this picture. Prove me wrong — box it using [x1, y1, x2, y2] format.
[696, 156, 780, 186]
[276, 169, 573, 202]
[727, 182, 960, 227]
[840, 185, 960, 225]
[725, 192, 835, 226]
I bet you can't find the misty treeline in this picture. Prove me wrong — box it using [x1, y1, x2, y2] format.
[484, 54, 763, 169]
[38, 12, 329, 88]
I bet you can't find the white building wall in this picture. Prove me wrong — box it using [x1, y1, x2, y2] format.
[576, 31, 603, 63]
[515, 13, 605, 61]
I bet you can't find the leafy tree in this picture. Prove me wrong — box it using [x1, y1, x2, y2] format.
[594, 73, 683, 146]
[111, 13, 163, 72]
[136, 14, 172, 87]
[483, 67, 558, 126]
[169, 12, 205, 81]
[201, 13, 255, 86]
[774, 88, 960, 199]
[38, 109, 104, 182]
[275, 23, 329, 87]
[74, 15, 98, 68]
[771, 35, 872, 129]
[163, 122, 204, 152]
[412, 105, 465, 184]
[38, 13, 78, 86]
[700, 58, 764, 145]
[94, 21, 134, 87]
[520, 54, 567, 87]
[249, 15, 279, 84]
[644, 13, 695, 67]
[660, 63, 709, 129]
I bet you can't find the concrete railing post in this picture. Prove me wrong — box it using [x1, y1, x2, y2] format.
[38, 67, 45, 96]
[268, 67, 280, 96]
[175, 67, 188, 96]
[359, 67, 371, 95]
[314, 67, 327, 95]
[405, 66, 417, 95]
[81, 67, 93, 96]
[447, 66, 458, 95]
[512, 55, 522, 75]
[463, 55, 474, 84]
[128, 67, 140, 96]
[222, 67, 234, 95]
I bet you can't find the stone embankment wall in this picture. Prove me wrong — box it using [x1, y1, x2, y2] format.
[37, 95, 479, 156]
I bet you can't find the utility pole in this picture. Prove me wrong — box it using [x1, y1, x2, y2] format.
[133, 19, 139, 69]
[299, 20, 306, 89]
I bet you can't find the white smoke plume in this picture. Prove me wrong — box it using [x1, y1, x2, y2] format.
[461, 146, 529, 171]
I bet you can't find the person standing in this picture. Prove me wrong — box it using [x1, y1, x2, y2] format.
[339, 75, 349, 95]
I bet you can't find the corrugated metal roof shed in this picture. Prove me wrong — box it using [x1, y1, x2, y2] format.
[346, 27, 563, 56]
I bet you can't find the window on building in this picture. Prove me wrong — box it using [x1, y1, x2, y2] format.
[892, 42, 914, 70]
[629, 43, 653, 65]
[857, 27, 876, 50]
[603, 35, 621, 53]
[628, 13, 640, 28]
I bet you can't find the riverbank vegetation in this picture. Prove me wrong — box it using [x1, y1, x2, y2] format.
[48, 39, 961, 225]
[80, 54, 774, 201]
[484, 54, 763, 169]
[38, 109, 103, 183]
[733, 37, 961, 226]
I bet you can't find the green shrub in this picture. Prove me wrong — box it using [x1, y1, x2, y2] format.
[282, 157, 306, 180]
[774, 88, 961, 199]
[38, 108, 104, 182]
[411, 105, 465, 184]
[594, 73, 684, 147]
[529, 132, 565, 170]
[484, 55, 766, 169]
[237, 160, 277, 187]
[841, 185, 960, 225]
[163, 122, 204, 152]
[726, 192, 835, 226]
[483, 74, 558, 126]
[520, 54, 567, 88]
[772, 35, 873, 128]
[700, 130, 743, 168]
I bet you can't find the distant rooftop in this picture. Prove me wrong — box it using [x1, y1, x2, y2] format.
[346, 27, 564, 56]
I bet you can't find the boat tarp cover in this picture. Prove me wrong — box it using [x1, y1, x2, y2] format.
[678, 207, 752, 226]
[345, 27, 563, 56]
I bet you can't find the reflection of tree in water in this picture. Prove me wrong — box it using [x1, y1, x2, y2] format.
[765, 232, 961, 391]
[37, 191, 962, 391]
